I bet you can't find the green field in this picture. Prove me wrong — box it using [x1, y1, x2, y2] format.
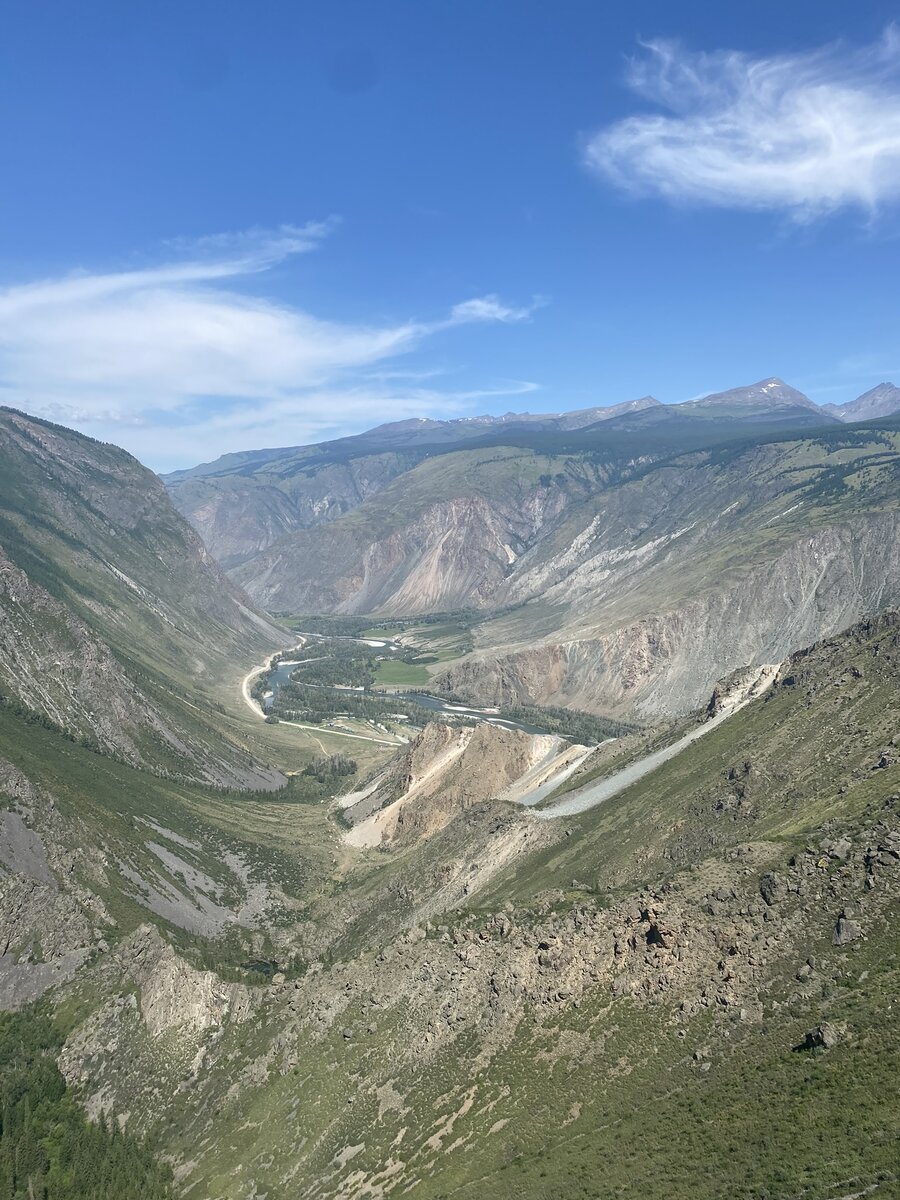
[373, 658, 431, 685]
[360, 625, 405, 639]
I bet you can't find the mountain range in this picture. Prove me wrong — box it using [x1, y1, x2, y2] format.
[0, 407, 284, 786]
[164, 378, 900, 572]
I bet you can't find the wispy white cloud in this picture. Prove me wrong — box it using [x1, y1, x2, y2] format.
[447, 294, 542, 324]
[163, 219, 340, 264]
[584, 28, 900, 219]
[0, 223, 538, 468]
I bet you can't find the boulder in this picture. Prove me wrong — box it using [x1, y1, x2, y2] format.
[759, 872, 787, 906]
[801, 1022, 842, 1050]
[832, 911, 863, 946]
[826, 837, 852, 862]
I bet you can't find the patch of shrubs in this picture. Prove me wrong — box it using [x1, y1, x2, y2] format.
[302, 752, 358, 783]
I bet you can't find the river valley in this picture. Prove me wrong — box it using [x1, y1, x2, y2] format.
[245, 636, 781, 822]
[260, 635, 555, 737]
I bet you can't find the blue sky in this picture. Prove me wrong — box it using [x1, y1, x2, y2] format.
[2, 0, 900, 469]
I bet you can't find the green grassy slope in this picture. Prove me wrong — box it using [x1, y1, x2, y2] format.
[396, 939, 900, 1200]
[480, 614, 900, 905]
[0, 408, 288, 783]
[0, 699, 348, 982]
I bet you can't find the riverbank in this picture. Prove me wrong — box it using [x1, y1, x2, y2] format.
[239, 641, 308, 719]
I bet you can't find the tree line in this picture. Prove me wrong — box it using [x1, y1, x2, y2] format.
[0, 1011, 173, 1200]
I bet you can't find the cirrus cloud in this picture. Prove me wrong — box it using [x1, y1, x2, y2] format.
[584, 28, 900, 220]
[0, 223, 539, 468]
[448, 295, 542, 324]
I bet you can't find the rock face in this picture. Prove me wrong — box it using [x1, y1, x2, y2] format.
[437, 510, 900, 719]
[341, 722, 577, 848]
[167, 450, 423, 569]
[230, 456, 587, 615]
[120, 925, 252, 1037]
[0, 408, 281, 658]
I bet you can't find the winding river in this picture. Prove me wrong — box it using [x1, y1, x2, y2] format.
[263, 637, 551, 737]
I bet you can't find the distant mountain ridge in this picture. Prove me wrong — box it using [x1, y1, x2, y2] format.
[358, 394, 664, 441]
[164, 376, 900, 576]
[163, 395, 663, 485]
[823, 382, 900, 422]
[167, 376, 900, 487]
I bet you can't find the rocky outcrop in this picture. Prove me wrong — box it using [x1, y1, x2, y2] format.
[341, 722, 575, 849]
[0, 876, 98, 1008]
[118, 924, 253, 1037]
[288, 816, 899, 1056]
[800, 1021, 844, 1050]
[56, 927, 255, 1125]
